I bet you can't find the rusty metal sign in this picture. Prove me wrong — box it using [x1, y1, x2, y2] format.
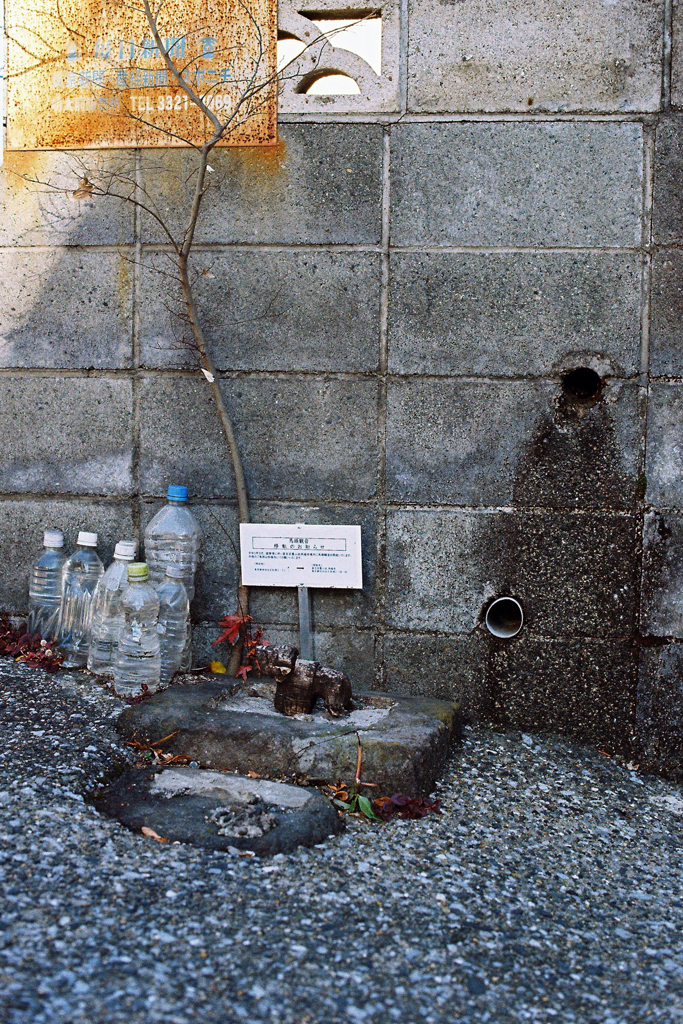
[5, 0, 277, 149]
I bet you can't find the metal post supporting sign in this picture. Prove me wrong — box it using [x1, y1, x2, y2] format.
[297, 585, 313, 660]
[239, 523, 363, 660]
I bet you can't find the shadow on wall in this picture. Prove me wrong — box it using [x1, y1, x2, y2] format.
[477, 366, 641, 757]
[0, 151, 136, 371]
[0, 155, 139, 619]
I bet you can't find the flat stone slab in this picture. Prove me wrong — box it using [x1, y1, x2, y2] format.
[94, 767, 343, 855]
[116, 679, 461, 797]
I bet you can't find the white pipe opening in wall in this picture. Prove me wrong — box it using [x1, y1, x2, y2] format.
[485, 597, 524, 639]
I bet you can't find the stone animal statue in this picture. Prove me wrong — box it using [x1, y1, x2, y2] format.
[252, 644, 354, 718]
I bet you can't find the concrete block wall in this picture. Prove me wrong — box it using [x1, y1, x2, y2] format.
[2, 0, 683, 776]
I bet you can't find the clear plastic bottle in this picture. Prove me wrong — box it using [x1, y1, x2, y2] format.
[57, 532, 104, 668]
[27, 529, 67, 640]
[87, 540, 137, 677]
[156, 565, 190, 688]
[180, 621, 193, 673]
[113, 563, 161, 697]
[144, 485, 202, 600]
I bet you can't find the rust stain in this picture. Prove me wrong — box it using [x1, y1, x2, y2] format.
[232, 134, 288, 177]
[5, 0, 277, 150]
[2, 151, 52, 184]
[115, 253, 133, 313]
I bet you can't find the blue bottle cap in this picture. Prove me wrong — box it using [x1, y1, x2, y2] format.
[167, 485, 188, 502]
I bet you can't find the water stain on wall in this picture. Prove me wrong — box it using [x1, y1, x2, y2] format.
[478, 369, 641, 754]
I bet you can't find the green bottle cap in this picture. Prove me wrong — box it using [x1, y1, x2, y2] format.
[127, 562, 149, 581]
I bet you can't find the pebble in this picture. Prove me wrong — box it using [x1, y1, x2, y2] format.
[1, 661, 682, 1023]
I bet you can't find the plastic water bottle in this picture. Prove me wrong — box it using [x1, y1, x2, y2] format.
[156, 566, 190, 687]
[144, 485, 202, 600]
[57, 532, 104, 668]
[113, 563, 161, 697]
[180, 621, 193, 673]
[87, 540, 137, 677]
[27, 529, 67, 640]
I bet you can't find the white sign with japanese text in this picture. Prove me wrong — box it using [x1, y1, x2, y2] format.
[240, 524, 363, 589]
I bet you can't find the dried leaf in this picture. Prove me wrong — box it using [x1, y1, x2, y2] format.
[125, 687, 151, 705]
[372, 796, 395, 821]
[72, 176, 95, 199]
[212, 611, 265, 682]
[325, 782, 350, 801]
[155, 752, 192, 765]
[210, 660, 227, 674]
[141, 826, 168, 843]
[371, 793, 442, 822]
[391, 794, 411, 807]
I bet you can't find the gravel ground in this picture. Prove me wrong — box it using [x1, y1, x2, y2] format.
[1, 661, 683, 1024]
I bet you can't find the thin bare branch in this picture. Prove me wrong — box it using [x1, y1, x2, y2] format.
[15, 171, 181, 252]
[142, 0, 222, 133]
[12, 0, 340, 626]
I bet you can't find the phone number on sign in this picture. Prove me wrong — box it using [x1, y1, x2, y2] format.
[130, 93, 233, 113]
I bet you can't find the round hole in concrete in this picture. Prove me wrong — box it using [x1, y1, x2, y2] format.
[561, 367, 603, 401]
[485, 597, 524, 638]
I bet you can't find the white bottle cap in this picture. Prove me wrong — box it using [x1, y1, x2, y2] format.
[43, 529, 64, 548]
[165, 565, 186, 579]
[77, 531, 98, 547]
[114, 540, 137, 560]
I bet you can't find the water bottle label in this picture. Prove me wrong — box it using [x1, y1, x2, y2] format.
[131, 620, 143, 641]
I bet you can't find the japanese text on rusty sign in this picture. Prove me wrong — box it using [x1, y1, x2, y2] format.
[240, 524, 363, 589]
[4, 0, 277, 149]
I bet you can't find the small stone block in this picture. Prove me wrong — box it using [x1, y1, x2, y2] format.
[644, 384, 683, 509]
[391, 122, 642, 248]
[641, 511, 683, 637]
[488, 638, 636, 753]
[636, 647, 683, 782]
[0, 151, 135, 246]
[139, 125, 383, 245]
[0, 250, 133, 369]
[139, 376, 378, 502]
[139, 251, 380, 373]
[116, 679, 462, 797]
[0, 498, 135, 614]
[0, 377, 133, 495]
[385, 509, 637, 637]
[388, 252, 641, 378]
[94, 767, 343, 855]
[653, 117, 683, 244]
[649, 252, 683, 377]
[407, 0, 662, 113]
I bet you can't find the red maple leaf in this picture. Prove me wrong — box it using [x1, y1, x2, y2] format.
[0, 614, 64, 672]
[212, 613, 252, 647]
[212, 611, 266, 683]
